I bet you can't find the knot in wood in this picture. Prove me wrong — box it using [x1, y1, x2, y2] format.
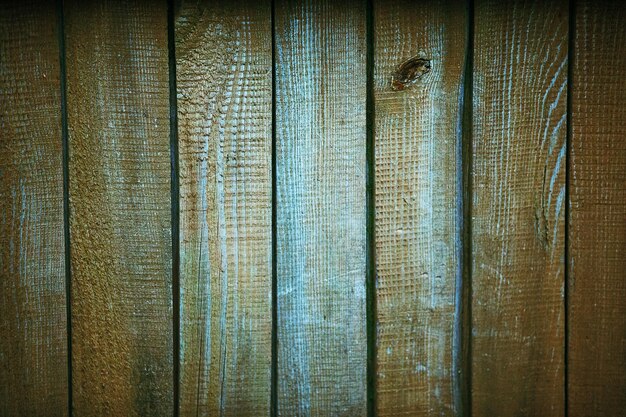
[391, 56, 431, 91]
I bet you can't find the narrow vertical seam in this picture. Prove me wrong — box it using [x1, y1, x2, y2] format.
[271, 0, 278, 415]
[564, 0, 574, 415]
[57, 1, 72, 415]
[459, 0, 475, 415]
[365, 0, 376, 415]
[167, 1, 181, 415]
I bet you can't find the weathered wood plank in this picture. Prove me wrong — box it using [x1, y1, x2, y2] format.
[373, 0, 467, 415]
[0, 1, 68, 414]
[64, 1, 173, 414]
[472, 1, 567, 415]
[175, 1, 272, 415]
[569, 1, 626, 415]
[275, 0, 368, 414]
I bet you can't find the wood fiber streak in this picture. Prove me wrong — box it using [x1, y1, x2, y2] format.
[472, 1, 567, 415]
[64, 1, 173, 415]
[275, 1, 367, 415]
[569, 1, 626, 415]
[373, 1, 466, 415]
[0, 1, 68, 415]
[175, 1, 272, 415]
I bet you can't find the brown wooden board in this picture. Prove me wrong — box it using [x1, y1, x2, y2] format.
[64, 1, 173, 414]
[175, 1, 273, 415]
[0, 1, 68, 414]
[472, 1, 567, 415]
[373, 0, 467, 415]
[274, 0, 368, 414]
[569, 0, 626, 415]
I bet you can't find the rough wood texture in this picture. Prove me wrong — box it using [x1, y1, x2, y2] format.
[175, 1, 272, 415]
[64, 1, 173, 415]
[275, 0, 368, 414]
[373, 1, 467, 415]
[472, 1, 567, 415]
[0, 1, 68, 415]
[569, 1, 626, 415]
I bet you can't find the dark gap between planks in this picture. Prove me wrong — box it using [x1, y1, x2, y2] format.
[459, 0, 475, 415]
[564, 0, 575, 414]
[56, 0, 73, 414]
[167, 0, 181, 415]
[271, 0, 278, 415]
[365, 0, 377, 416]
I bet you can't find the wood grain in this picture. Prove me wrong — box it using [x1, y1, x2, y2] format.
[274, 0, 368, 414]
[472, 1, 567, 415]
[373, 1, 467, 415]
[0, 1, 68, 415]
[569, 1, 626, 415]
[175, 1, 272, 415]
[64, 1, 173, 415]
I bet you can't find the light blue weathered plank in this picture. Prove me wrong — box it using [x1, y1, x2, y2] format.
[275, 0, 368, 414]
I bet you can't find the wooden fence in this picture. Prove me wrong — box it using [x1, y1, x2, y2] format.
[1, 0, 625, 416]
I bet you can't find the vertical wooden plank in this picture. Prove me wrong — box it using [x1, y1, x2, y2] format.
[275, 0, 367, 414]
[0, 1, 68, 414]
[373, 1, 467, 415]
[472, 1, 567, 415]
[64, 1, 173, 415]
[175, 1, 272, 415]
[569, 1, 626, 415]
